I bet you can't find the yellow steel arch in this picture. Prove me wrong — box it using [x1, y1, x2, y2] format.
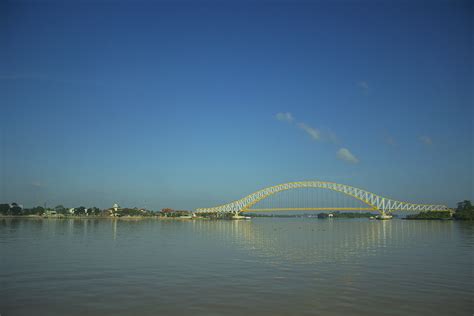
[241, 185, 377, 211]
[196, 181, 449, 214]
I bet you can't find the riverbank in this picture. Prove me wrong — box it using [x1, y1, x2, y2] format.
[0, 215, 215, 221]
[404, 211, 453, 220]
[0, 215, 162, 220]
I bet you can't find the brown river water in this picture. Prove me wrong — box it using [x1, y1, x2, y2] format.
[1, 217, 472, 315]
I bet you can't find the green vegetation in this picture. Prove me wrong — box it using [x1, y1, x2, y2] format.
[194, 212, 234, 219]
[405, 200, 473, 221]
[0, 202, 154, 217]
[107, 208, 151, 217]
[0, 203, 40, 216]
[2, 200, 472, 221]
[245, 213, 308, 218]
[453, 200, 474, 221]
[330, 212, 375, 218]
[115, 208, 149, 217]
[23, 206, 45, 215]
[0, 204, 8, 214]
[317, 212, 376, 219]
[405, 211, 452, 220]
[246, 212, 375, 218]
[159, 208, 192, 218]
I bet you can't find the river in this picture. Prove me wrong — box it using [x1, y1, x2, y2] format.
[1, 217, 472, 315]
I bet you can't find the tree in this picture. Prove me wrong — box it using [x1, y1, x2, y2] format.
[0, 204, 10, 214]
[74, 206, 86, 215]
[406, 211, 452, 220]
[457, 200, 472, 212]
[160, 208, 174, 217]
[54, 205, 67, 214]
[10, 205, 22, 215]
[31, 206, 45, 215]
[454, 200, 474, 220]
[89, 207, 101, 215]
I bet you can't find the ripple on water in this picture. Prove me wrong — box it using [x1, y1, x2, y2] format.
[0, 218, 473, 316]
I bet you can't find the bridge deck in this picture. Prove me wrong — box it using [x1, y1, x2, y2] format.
[245, 207, 376, 212]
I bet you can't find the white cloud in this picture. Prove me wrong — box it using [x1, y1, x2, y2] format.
[297, 123, 321, 141]
[275, 115, 337, 144]
[419, 135, 433, 145]
[275, 112, 294, 123]
[337, 148, 359, 164]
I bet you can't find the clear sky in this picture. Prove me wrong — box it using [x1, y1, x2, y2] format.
[1, 0, 472, 210]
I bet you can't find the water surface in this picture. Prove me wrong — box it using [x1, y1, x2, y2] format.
[1, 218, 472, 315]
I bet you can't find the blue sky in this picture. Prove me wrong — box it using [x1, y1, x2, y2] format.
[1, 0, 472, 210]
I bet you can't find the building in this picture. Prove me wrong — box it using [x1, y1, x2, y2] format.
[44, 210, 58, 217]
[108, 203, 121, 216]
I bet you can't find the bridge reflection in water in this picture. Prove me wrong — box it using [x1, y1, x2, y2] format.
[1, 217, 470, 316]
[7, 217, 453, 267]
[190, 218, 453, 265]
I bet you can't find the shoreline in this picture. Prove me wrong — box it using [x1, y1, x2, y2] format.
[1, 215, 468, 221]
[0, 215, 201, 220]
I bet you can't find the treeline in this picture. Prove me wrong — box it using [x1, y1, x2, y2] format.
[0, 203, 105, 216]
[245, 212, 375, 218]
[0, 203, 154, 217]
[159, 208, 192, 217]
[0, 203, 45, 215]
[245, 213, 301, 218]
[406, 200, 473, 221]
[330, 212, 374, 218]
[406, 211, 452, 220]
[453, 200, 473, 220]
[159, 209, 235, 219]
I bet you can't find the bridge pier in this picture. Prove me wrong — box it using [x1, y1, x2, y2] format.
[232, 211, 247, 219]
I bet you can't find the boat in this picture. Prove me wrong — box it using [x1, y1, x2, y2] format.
[232, 215, 251, 220]
[179, 215, 193, 219]
[375, 214, 393, 220]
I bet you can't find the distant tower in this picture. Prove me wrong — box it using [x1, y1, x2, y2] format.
[113, 203, 120, 212]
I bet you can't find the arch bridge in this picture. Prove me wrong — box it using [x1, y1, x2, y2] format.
[196, 181, 449, 216]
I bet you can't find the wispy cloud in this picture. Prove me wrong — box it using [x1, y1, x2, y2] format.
[419, 135, 433, 145]
[275, 113, 359, 163]
[30, 181, 44, 188]
[275, 112, 322, 141]
[297, 123, 321, 141]
[275, 112, 294, 123]
[357, 81, 370, 95]
[337, 148, 359, 164]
